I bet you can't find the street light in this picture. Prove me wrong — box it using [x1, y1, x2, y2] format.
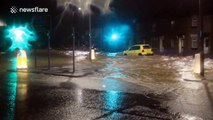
[71, 7, 81, 73]
[111, 34, 118, 40]
[5, 24, 37, 69]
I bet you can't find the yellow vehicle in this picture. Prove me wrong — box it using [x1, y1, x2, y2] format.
[123, 44, 154, 56]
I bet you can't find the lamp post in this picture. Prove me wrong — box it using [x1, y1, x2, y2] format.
[47, 29, 51, 70]
[45, 15, 52, 70]
[72, 26, 75, 73]
[71, 7, 81, 73]
[72, 10, 76, 73]
[89, 12, 92, 61]
[199, 0, 204, 77]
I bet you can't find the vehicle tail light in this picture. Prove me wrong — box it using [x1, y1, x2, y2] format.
[142, 49, 144, 52]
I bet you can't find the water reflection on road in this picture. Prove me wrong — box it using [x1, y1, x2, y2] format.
[0, 57, 17, 119]
[0, 72, 18, 120]
[0, 56, 30, 120]
[16, 72, 29, 102]
[105, 90, 120, 110]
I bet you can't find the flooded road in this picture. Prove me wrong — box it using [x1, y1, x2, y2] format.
[0, 72, 177, 120]
[92, 55, 213, 120]
[0, 52, 213, 120]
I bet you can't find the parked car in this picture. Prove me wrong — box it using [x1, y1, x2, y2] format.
[123, 44, 154, 56]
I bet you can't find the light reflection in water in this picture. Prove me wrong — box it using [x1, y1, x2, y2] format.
[106, 53, 117, 57]
[17, 72, 29, 101]
[105, 67, 125, 79]
[5, 72, 17, 120]
[12, 56, 29, 101]
[106, 67, 120, 71]
[102, 63, 124, 116]
[10, 57, 17, 70]
[2, 57, 29, 120]
[100, 60, 126, 117]
[75, 88, 83, 104]
[110, 73, 123, 79]
[3, 57, 18, 120]
[105, 90, 120, 110]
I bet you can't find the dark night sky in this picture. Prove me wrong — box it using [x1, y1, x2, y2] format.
[112, 0, 213, 21]
[0, 0, 213, 19]
[0, 0, 212, 49]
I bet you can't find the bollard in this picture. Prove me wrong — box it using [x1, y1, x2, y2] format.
[194, 53, 201, 74]
[17, 50, 28, 69]
[91, 48, 96, 60]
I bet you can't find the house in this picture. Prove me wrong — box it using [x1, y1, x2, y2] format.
[145, 15, 213, 56]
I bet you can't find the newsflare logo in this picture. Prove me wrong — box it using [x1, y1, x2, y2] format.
[10, 6, 48, 14]
[10, 6, 18, 14]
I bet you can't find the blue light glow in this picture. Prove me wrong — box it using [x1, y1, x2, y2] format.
[104, 25, 130, 42]
[106, 52, 117, 57]
[103, 24, 131, 52]
[2, 58, 18, 120]
[105, 90, 120, 110]
[5, 24, 37, 51]
[111, 34, 118, 40]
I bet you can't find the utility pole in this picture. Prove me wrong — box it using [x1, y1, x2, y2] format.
[89, 12, 92, 61]
[199, 0, 204, 76]
[47, 15, 52, 70]
[71, 10, 76, 73]
[47, 31, 51, 70]
[72, 27, 75, 73]
[34, 47, 37, 68]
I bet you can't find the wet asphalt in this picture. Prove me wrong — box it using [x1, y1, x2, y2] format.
[0, 52, 213, 120]
[0, 71, 179, 120]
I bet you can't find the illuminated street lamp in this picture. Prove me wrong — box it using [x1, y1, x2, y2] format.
[11, 28, 28, 69]
[5, 24, 37, 70]
[111, 34, 118, 40]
